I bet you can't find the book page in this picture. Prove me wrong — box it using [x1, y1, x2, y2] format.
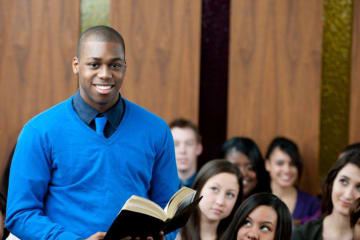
[123, 196, 168, 221]
[164, 187, 196, 218]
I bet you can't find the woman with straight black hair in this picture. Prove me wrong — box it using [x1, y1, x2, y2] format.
[222, 137, 271, 198]
[265, 136, 320, 226]
[179, 159, 243, 240]
[221, 192, 292, 240]
[292, 149, 360, 240]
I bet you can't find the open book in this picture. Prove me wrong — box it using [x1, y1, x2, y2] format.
[104, 187, 201, 240]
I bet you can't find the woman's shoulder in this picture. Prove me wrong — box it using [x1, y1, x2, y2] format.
[294, 189, 321, 221]
[297, 189, 319, 203]
[292, 217, 324, 240]
[296, 189, 320, 212]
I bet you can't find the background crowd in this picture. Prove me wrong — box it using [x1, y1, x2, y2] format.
[170, 117, 360, 240]
[2, 116, 359, 239]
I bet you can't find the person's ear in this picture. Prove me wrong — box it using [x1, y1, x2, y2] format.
[72, 57, 79, 74]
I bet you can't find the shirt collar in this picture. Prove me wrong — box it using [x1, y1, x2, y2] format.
[72, 90, 124, 129]
[182, 172, 197, 188]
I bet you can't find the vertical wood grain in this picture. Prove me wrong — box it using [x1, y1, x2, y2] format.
[110, 0, 201, 123]
[349, 0, 360, 144]
[0, 0, 80, 192]
[228, 0, 323, 194]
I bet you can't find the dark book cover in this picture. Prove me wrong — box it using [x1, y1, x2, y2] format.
[104, 196, 202, 240]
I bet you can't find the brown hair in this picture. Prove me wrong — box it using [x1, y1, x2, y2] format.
[321, 150, 360, 215]
[180, 159, 243, 240]
[350, 198, 360, 227]
[169, 118, 201, 143]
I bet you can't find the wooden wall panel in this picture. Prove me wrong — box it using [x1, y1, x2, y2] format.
[228, 0, 323, 194]
[110, 0, 201, 123]
[0, 0, 79, 191]
[350, 0, 360, 144]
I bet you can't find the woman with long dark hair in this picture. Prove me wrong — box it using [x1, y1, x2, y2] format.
[292, 149, 360, 239]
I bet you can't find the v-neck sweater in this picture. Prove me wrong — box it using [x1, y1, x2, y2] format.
[6, 95, 179, 240]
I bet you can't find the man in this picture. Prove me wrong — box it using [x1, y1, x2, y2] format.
[169, 118, 202, 188]
[6, 26, 179, 240]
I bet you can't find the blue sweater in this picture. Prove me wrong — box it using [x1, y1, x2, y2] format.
[6, 96, 180, 240]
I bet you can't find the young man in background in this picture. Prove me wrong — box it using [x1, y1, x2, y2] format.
[169, 118, 202, 188]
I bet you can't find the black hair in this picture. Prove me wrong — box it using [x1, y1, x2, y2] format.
[350, 198, 360, 228]
[180, 159, 243, 240]
[321, 149, 360, 215]
[265, 136, 303, 179]
[77, 25, 125, 58]
[222, 137, 271, 196]
[220, 193, 292, 240]
[339, 142, 360, 159]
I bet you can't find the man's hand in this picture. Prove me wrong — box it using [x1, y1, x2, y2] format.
[121, 231, 166, 240]
[146, 231, 166, 240]
[86, 232, 106, 240]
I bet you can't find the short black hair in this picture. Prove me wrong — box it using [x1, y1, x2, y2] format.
[77, 25, 125, 58]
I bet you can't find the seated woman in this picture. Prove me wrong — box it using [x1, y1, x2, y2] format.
[222, 137, 271, 198]
[221, 192, 292, 240]
[292, 149, 360, 240]
[350, 198, 360, 240]
[178, 159, 243, 240]
[265, 137, 320, 226]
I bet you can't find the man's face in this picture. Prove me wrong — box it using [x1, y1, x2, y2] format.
[171, 127, 202, 174]
[72, 41, 126, 112]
